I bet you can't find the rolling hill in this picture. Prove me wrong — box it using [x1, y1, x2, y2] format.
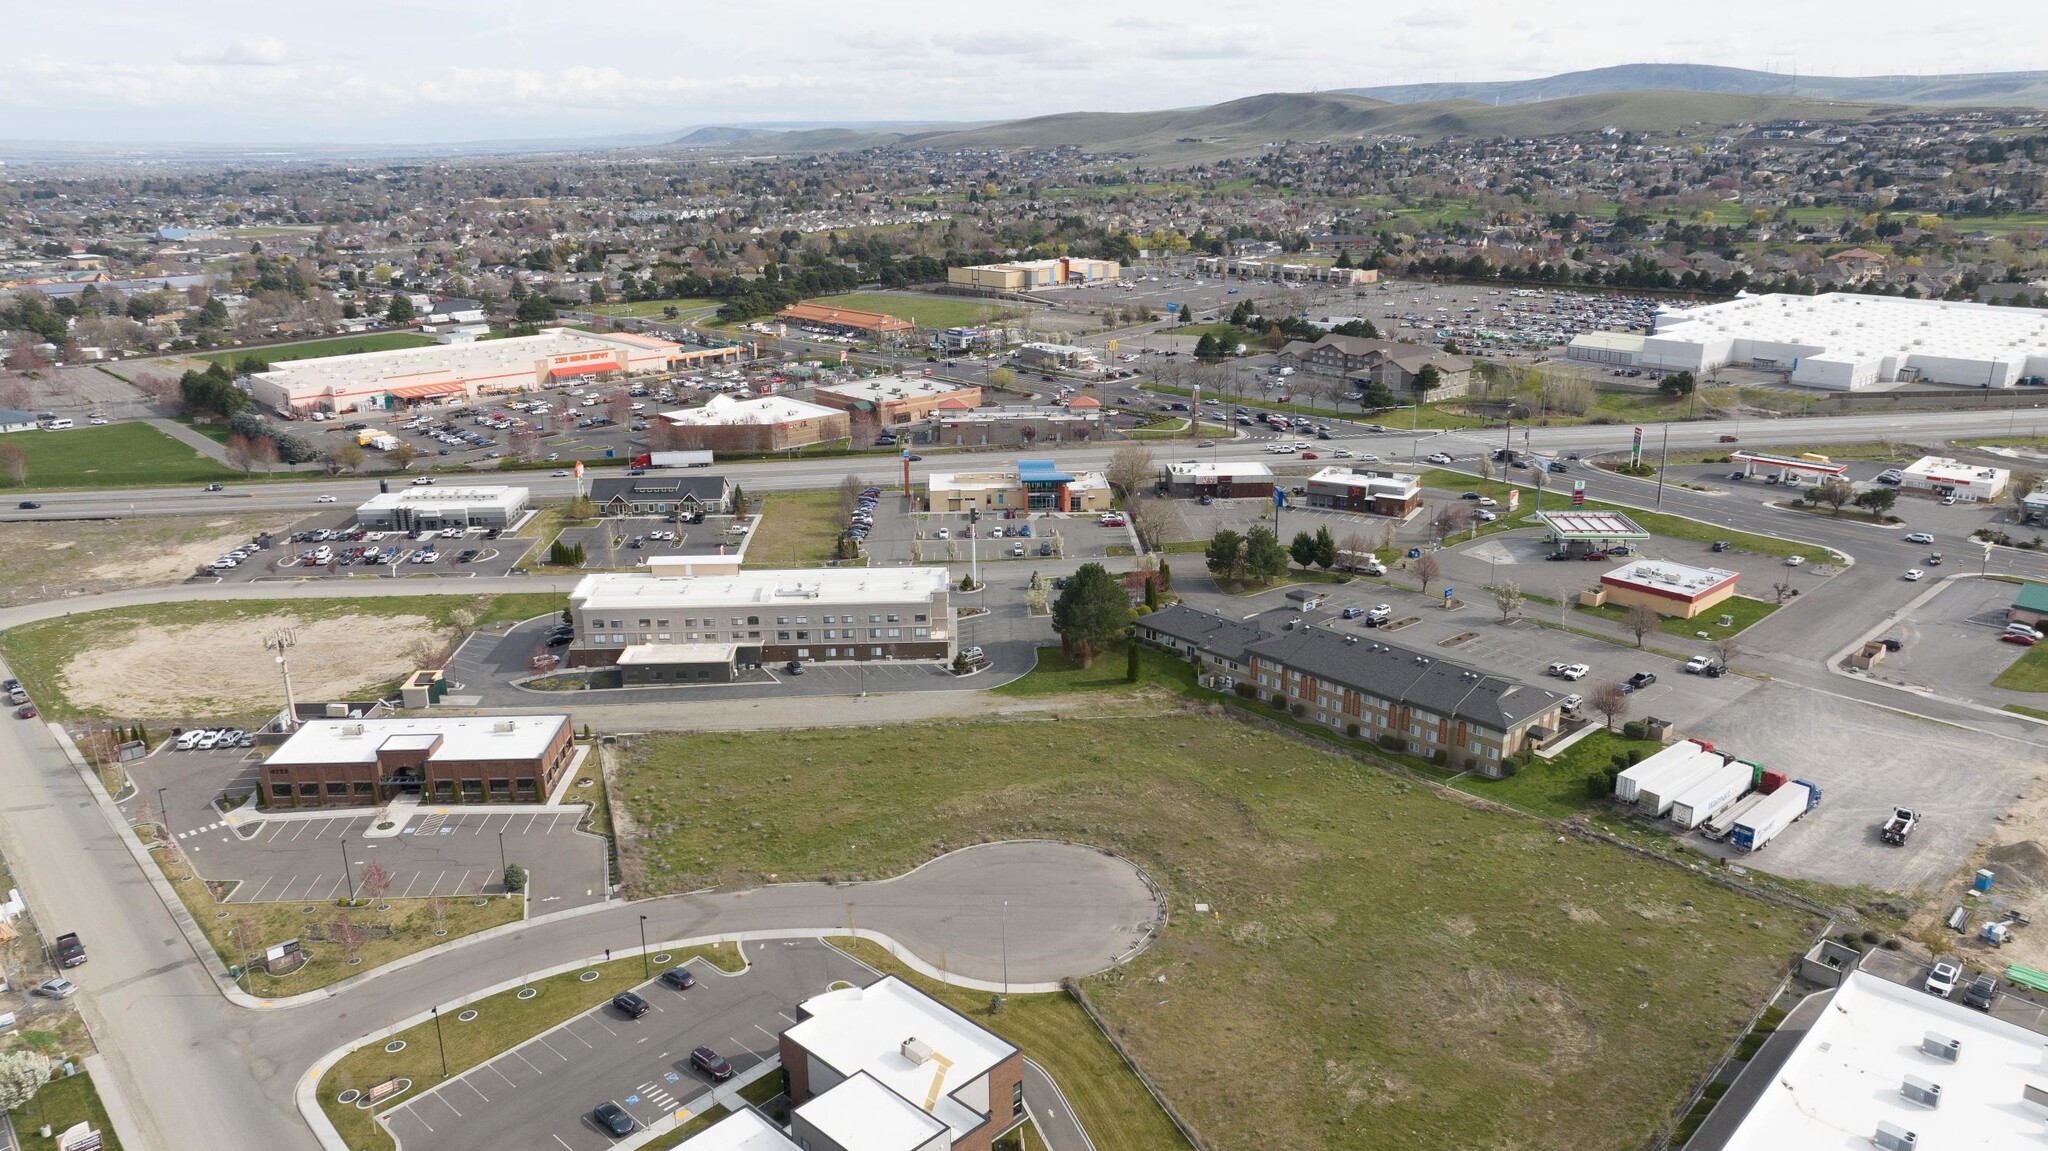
[1339, 63, 2048, 108]
[668, 89, 1898, 160]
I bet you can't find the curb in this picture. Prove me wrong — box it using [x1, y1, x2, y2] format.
[1824, 570, 2048, 731]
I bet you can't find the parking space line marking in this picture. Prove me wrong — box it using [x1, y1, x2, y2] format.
[427, 870, 448, 895]
[580, 1018, 612, 1041]
[456, 868, 474, 893]
[436, 1095, 463, 1119]
[462, 1078, 490, 1103]
[399, 872, 421, 898]
[547, 813, 565, 833]
[777, 1011, 797, 1024]
[487, 1062, 519, 1090]
[754, 1024, 777, 1042]
[552, 1137, 574, 1150]
[286, 822, 309, 841]
[512, 1049, 545, 1074]
[405, 1111, 434, 1134]
[246, 877, 275, 902]
[522, 813, 539, 834]
[325, 876, 344, 900]
[534, 1036, 569, 1062]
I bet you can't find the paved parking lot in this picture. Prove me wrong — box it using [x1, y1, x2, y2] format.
[200, 509, 530, 582]
[126, 749, 610, 910]
[555, 514, 743, 569]
[380, 940, 869, 1151]
[1681, 680, 2036, 891]
[866, 508, 1133, 565]
[1872, 577, 2038, 704]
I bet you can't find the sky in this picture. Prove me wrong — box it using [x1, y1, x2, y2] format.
[0, 0, 2035, 144]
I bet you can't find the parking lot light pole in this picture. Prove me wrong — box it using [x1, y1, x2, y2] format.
[156, 786, 169, 837]
[638, 915, 650, 979]
[1001, 900, 1010, 996]
[432, 1006, 448, 1078]
[341, 838, 357, 904]
[498, 831, 508, 888]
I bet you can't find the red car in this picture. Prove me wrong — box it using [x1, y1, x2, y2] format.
[1301, 452, 1319, 459]
[1718, 434, 1740, 443]
[14, 705, 37, 720]
[2002, 632, 2038, 647]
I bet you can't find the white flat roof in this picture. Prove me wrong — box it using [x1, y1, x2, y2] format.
[1308, 466, 1418, 489]
[614, 643, 742, 665]
[1903, 456, 2009, 482]
[675, 1110, 798, 1151]
[1604, 559, 1739, 595]
[662, 393, 842, 427]
[1166, 461, 1274, 479]
[573, 567, 950, 612]
[355, 485, 528, 512]
[927, 471, 1020, 492]
[263, 715, 567, 767]
[253, 328, 675, 396]
[1655, 293, 2048, 367]
[817, 376, 977, 404]
[786, 977, 1015, 1141]
[795, 1072, 948, 1151]
[1719, 971, 2048, 1151]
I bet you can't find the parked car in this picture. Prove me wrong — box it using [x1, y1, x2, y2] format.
[14, 704, 37, 720]
[33, 978, 77, 1000]
[612, 991, 651, 1019]
[1963, 973, 2000, 1011]
[1559, 664, 1589, 681]
[659, 967, 696, 991]
[1905, 532, 1935, 545]
[1784, 555, 1805, 567]
[784, 660, 804, 675]
[1341, 606, 1365, 619]
[592, 1100, 637, 1136]
[690, 1046, 735, 1081]
[1924, 960, 1962, 998]
[1624, 671, 1658, 691]
[1684, 655, 1715, 674]
[2002, 632, 2037, 647]
[1904, 568, 1925, 581]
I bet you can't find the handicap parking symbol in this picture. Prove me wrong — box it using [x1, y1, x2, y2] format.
[664, 1073, 680, 1083]
[625, 1094, 641, 1105]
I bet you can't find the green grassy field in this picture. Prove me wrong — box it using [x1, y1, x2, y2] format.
[831, 939, 1191, 1151]
[614, 713, 1816, 1151]
[1577, 594, 1780, 641]
[744, 490, 845, 568]
[319, 945, 743, 1151]
[805, 292, 1022, 330]
[1994, 640, 2048, 692]
[0, 423, 242, 491]
[194, 332, 435, 368]
[1455, 729, 1665, 819]
[589, 297, 721, 318]
[12, 1072, 124, 1151]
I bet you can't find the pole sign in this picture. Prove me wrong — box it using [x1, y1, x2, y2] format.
[1273, 486, 1285, 508]
[1571, 480, 1586, 508]
[1443, 588, 1454, 601]
[1507, 489, 1520, 512]
[1631, 426, 1644, 466]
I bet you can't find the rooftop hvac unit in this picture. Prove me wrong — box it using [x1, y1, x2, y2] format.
[1901, 1075, 1942, 1108]
[1873, 1121, 1917, 1151]
[1922, 1031, 1961, 1062]
[343, 724, 366, 737]
[493, 720, 516, 733]
[901, 1037, 935, 1064]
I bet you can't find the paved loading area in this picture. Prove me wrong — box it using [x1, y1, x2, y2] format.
[379, 940, 870, 1151]
[1866, 576, 2041, 707]
[1681, 680, 2036, 892]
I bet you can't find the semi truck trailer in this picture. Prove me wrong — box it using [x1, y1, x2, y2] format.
[1731, 781, 1820, 852]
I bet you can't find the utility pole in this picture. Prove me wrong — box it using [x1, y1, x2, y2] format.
[1655, 423, 1671, 508]
[265, 629, 299, 732]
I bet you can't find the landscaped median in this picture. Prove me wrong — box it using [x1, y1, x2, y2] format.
[142, 819, 525, 994]
[312, 943, 744, 1151]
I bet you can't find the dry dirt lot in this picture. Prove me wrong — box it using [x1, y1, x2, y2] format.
[59, 611, 435, 716]
[2, 514, 292, 602]
[1909, 767, 2048, 971]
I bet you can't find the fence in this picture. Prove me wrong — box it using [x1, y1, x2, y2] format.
[1067, 983, 1207, 1151]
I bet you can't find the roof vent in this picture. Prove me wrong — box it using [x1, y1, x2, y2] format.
[1922, 1031, 1960, 1062]
[343, 723, 366, 737]
[1873, 1122, 1917, 1151]
[494, 720, 517, 733]
[1901, 1075, 1942, 1109]
[901, 1037, 935, 1065]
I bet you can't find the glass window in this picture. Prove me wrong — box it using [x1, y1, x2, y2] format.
[870, 614, 881, 624]
[298, 782, 320, 797]
[914, 628, 928, 638]
[778, 631, 791, 641]
[796, 648, 810, 658]
[887, 613, 900, 623]
[325, 781, 350, 795]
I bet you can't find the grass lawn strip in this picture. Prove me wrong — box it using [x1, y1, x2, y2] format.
[0, 423, 241, 491]
[1574, 594, 1780, 641]
[743, 490, 844, 568]
[1994, 640, 2048, 692]
[827, 938, 1191, 1151]
[1454, 729, 1665, 819]
[11, 1071, 124, 1151]
[318, 943, 743, 1151]
[615, 708, 1816, 1151]
[804, 292, 1022, 330]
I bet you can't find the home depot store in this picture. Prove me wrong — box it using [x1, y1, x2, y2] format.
[247, 328, 683, 415]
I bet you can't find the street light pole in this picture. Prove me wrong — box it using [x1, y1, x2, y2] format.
[497, 831, 508, 892]
[1001, 900, 1010, 997]
[157, 786, 169, 837]
[432, 1007, 448, 1079]
[341, 838, 357, 904]
[638, 915, 650, 979]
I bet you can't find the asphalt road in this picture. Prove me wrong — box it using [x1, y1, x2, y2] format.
[10, 406, 2048, 522]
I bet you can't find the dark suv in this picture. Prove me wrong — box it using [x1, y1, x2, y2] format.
[690, 1046, 734, 1081]
[612, 991, 650, 1019]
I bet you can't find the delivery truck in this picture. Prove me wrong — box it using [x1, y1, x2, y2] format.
[630, 451, 714, 469]
[1700, 791, 1769, 842]
[1669, 761, 1754, 830]
[1730, 781, 1820, 852]
[1613, 739, 1717, 804]
[358, 430, 399, 450]
[1638, 752, 1729, 818]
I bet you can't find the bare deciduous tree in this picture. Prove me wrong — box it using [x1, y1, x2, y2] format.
[1412, 551, 1442, 594]
[1712, 636, 1742, 668]
[1624, 603, 1660, 648]
[1588, 681, 1631, 731]
[0, 443, 25, 484]
[1105, 441, 1154, 499]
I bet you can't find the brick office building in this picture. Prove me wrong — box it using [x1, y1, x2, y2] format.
[260, 715, 574, 807]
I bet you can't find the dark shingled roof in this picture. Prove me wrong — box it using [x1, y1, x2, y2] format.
[1246, 625, 1559, 729]
[1135, 603, 1267, 665]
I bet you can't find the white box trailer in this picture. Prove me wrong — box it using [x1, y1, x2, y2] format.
[1638, 752, 1729, 818]
[1614, 740, 1716, 803]
[1701, 790, 1769, 841]
[1731, 783, 1815, 853]
[1669, 762, 1754, 830]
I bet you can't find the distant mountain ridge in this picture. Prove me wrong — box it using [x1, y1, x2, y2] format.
[1337, 64, 2048, 107]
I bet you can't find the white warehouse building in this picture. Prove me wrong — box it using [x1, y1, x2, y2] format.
[1642, 293, 2048, 390]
